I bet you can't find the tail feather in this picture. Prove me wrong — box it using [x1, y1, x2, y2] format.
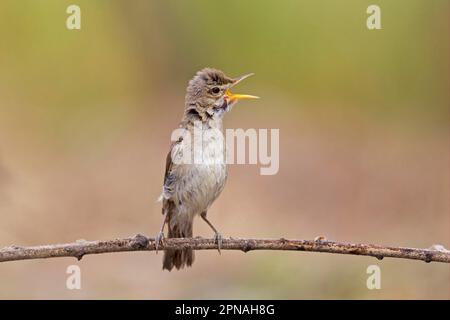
[163, 217, 194, 271]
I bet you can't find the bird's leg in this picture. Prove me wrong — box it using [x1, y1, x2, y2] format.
[200, 211, 222, 254]
[155, 210, 168, 254]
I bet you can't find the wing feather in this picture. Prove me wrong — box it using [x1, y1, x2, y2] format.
[159, 137, 183, 203]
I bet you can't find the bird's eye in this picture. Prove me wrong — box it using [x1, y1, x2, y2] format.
[211, 87, 221, 94]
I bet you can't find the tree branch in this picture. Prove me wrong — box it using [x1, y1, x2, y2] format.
[0, 235, 449, 263]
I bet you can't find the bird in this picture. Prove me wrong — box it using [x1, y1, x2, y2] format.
[156, 68, 258, 271]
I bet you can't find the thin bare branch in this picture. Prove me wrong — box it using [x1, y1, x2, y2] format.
[0, 235, 448, 263]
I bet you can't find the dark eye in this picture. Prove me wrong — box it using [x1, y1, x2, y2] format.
[211, 87, 221, 94]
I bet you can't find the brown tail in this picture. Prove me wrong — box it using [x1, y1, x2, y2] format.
[162, 216, 194, 271]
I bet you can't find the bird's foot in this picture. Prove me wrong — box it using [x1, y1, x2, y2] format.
[155, 232, 165, 254]
[214, 233, 223, 254]
[314, 235, 327, 242]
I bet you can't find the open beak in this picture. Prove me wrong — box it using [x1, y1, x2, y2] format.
[225, 73, 259, 102]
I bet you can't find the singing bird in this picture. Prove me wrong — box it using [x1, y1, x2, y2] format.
[157, 68, 258, 271]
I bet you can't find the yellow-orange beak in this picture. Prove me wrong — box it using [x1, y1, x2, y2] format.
[225, 73, 259, 102]
[225, 90, 259, 102]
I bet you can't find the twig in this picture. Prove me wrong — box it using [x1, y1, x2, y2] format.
[0, 235, 448, 263]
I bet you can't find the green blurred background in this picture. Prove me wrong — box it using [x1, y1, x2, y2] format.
[0, 0, 448, 299]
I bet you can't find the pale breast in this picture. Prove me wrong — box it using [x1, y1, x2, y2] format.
[168, 126, 228, 217]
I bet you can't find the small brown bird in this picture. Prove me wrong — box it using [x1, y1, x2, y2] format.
[156, 68, 258, 271]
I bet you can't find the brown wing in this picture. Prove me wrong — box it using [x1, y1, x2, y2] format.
[163, 146, 173, 185]
[163, 136, 183, 185]
[160, 137, 184, 214]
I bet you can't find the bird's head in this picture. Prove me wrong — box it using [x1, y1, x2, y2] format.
[184, 68, 258, 120]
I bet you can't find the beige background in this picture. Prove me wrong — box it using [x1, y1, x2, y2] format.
[0, 0, 448, 299]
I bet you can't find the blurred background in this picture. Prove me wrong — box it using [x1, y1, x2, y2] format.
[0, 0, 448, 299]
